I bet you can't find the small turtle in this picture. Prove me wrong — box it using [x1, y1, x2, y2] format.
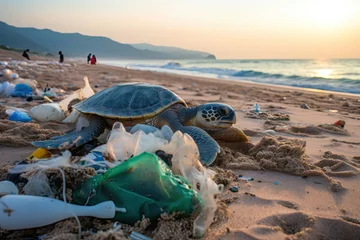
[33, 83, 248, 165]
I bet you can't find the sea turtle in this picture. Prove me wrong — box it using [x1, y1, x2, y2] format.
[33, 83, 248, 165]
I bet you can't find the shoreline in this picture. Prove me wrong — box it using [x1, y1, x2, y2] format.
[101, 62, 360, 98]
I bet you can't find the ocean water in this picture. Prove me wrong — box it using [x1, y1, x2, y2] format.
[102, 59, 360, 95]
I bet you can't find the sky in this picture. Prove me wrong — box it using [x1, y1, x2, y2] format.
[1, 0, 360, 59]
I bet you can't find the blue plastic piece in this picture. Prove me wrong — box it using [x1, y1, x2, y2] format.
[11, 84, 33, 98]
[229, 186, 239, 192]
[9, 110, 32, 122]
[238, 176, 254, 181]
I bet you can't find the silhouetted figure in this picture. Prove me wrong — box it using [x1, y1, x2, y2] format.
[87, 53, 91, 64]
[22, 49, 30, 60]
[90, 55, 97, 65]
[59, 51, 64, 63]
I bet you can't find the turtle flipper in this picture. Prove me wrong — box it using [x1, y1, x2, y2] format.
[32, 115, 107, 149]
[205, 126, 249, 142]
[181, 126, 220, 166]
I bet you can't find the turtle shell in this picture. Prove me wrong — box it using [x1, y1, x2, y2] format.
[73, 82, 187, 120]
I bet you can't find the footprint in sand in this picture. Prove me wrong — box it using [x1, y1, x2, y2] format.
[221, 212, 360, 240]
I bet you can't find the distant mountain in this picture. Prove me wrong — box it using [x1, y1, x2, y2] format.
[0, 22, 49, 53]
[132, 43, 215, 59]
[0, 21, 216, 59]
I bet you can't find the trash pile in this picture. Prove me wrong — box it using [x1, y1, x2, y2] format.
[0, 120, 223, 238]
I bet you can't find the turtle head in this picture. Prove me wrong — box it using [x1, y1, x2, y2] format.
[193, 103, 236, 129]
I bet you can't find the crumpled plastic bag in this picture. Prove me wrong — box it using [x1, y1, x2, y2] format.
[23, 170, 54, 198]
[72, 152, 204, 224]
[8, 151, 72, 174]
[103, 122, 223, 237]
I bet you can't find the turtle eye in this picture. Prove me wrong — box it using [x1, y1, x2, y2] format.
[218, 106, 229, 116]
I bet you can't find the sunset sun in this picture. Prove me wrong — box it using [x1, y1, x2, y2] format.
[306, 0, 353, 28]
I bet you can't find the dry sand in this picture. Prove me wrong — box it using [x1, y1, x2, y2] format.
[1, 49, 360, 239]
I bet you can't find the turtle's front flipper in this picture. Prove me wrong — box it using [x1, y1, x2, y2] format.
[205, 126, 249, 142]
[32, 115, 107, 149]
[181, 126, 220, 166]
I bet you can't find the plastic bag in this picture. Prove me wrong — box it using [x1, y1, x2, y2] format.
[104, 122, 222, 237]
[73, 152, 204, 224]
[29, 103, 66, 122]
[8, 110, 32, 122]
[8, 151, 72, 174]
[11, 83, 33, 98]
[23, 170, 54, 198]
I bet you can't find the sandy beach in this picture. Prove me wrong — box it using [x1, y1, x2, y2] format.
[1, 49, 360, 240]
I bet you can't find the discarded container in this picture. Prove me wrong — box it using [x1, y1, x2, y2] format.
[72, 152, 204, 225]
[8, 110, 32, 122]
[0, 180, 19, 195]
[0, 195, 116, 230]
[29, 103, 66, 122]
[27, 148, 52, 160]
[250, 103, 261, 113]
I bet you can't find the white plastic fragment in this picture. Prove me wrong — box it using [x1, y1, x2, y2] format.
[29, 103, 66, 122]
[0, 180, 19, 195]
[8, 151, 72, 174]
[59, 76, 95, 110]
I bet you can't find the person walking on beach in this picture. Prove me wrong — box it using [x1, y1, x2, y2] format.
[22, 49, 30, 60]
[90, 54, 97, 65]
[59, 51, 64, 63]
[87, 53, 91, 64]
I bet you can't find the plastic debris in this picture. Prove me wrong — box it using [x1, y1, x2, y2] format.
[229, 186, 239, 192]
[238, 176, 254, 181]
[73, 152, 204, 225]
[29, 103, 66, 122]
[102, 122, 222, 237]
[8, 110, 32, 122]
[250, 103, 261, 113]
[23, 170, 54, 198]
[329, 109, 338, 113]
[262, 130, 276, 135]
[333, 120, 345, 128]
[0, 195, 116, 230]
[9, 151, 72, 174]
[0, 81, 15, 96]
[130, 231, 152, 240]
[28, 76, 95, 123]
[130, 124, 173, 142]
[59, 76, 94, 110]
[300, 103, 311, 109]
[79, 151, 108, 172]
[8, 72, 19, 80]
[11, 83, 33, 98]
[27, 148, 52, 160]
[0, 180, 19, 195]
